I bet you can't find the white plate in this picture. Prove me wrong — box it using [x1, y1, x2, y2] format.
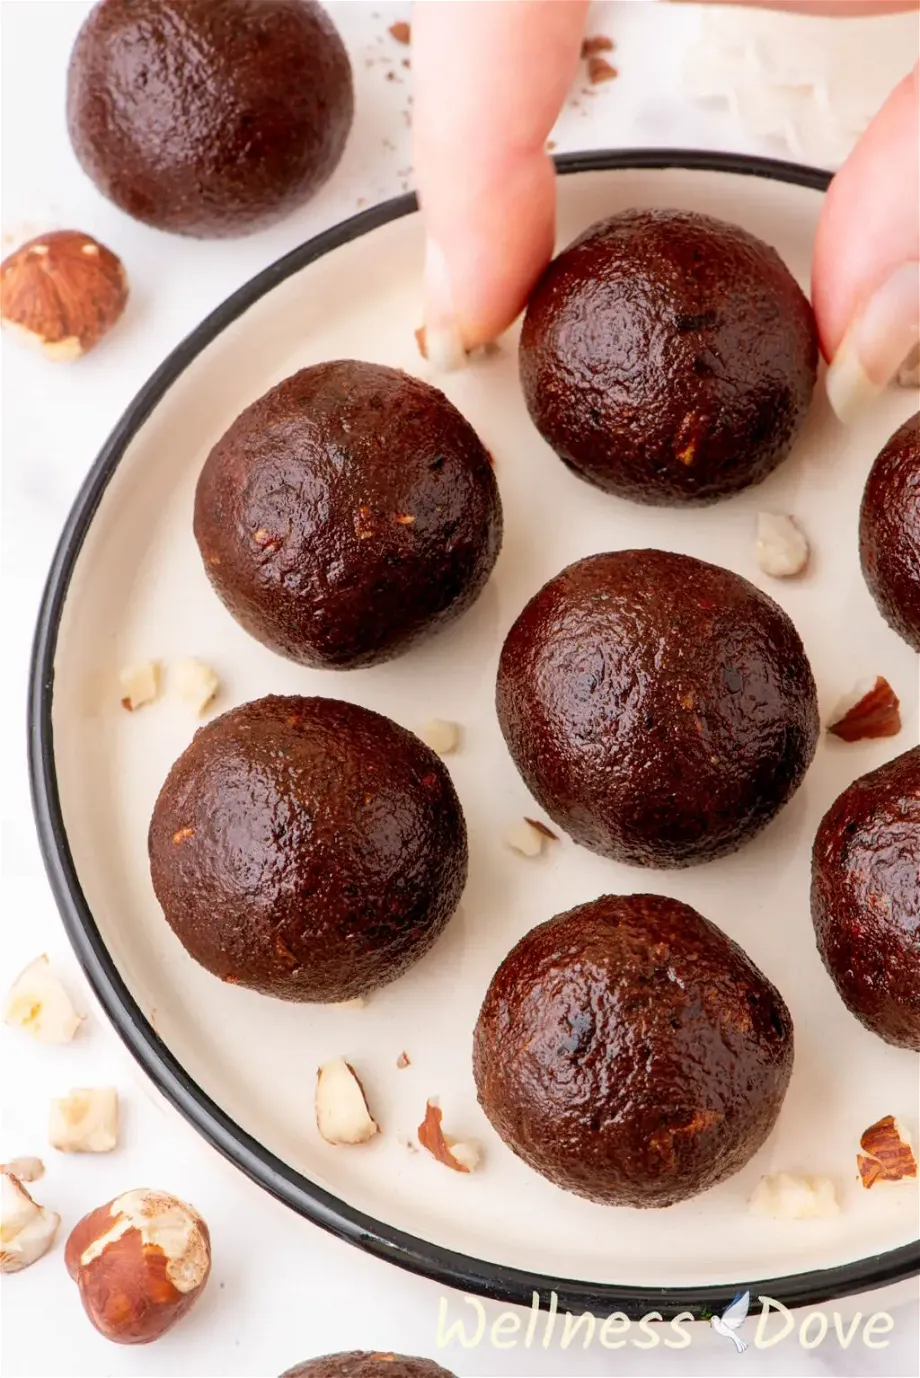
[31, 153, 920, 1316]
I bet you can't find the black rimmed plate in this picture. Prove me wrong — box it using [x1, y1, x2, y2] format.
[30, 151, 920, 1319]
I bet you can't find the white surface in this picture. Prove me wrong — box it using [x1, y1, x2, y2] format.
[2, 3, 918, 1376]
[681, 8, 918, 168]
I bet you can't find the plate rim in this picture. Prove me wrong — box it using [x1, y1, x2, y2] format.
[28, 148, 920, 1320]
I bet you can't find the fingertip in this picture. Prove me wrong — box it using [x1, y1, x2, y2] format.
[813, 62, 919, 361]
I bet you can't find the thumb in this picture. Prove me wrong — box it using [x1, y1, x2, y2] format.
[815, 63, 920, 422]
[413, 0, 588, 368]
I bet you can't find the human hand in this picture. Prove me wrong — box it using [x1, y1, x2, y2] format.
[413, 0, 919, 421]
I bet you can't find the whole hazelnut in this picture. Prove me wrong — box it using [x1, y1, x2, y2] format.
[0, 230, 128, 360]
[65, 1188, 210, 1344]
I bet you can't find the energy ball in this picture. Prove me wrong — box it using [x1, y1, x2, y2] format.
[812, 747, 920, 1050]
[195, 361, 502, 669]
[859, 411, 920, 651]
[148, 696, 467, 1002]
[473, 894, 794, 1208]
[67, 0, 353, 237]
[496, 549, 819, 868]
[520, 208, 818, 505]
[281, 1357, 456, 1378]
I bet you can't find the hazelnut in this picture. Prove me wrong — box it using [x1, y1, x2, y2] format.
[0, 231, 127, 360]
[0, 1170, 60, 1273]
[119, 660, 160, 711]
[174, 658, 219, 716]
[65, 1188, 210, 1344]
[748, 1172, 839, 1219]
[3, 954, 83, 1043]
[315, 1060, 379, 1145]
[50, 1087, 119, 1154]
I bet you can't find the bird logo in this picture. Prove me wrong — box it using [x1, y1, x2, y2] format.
[710, 1290, 751, 1353]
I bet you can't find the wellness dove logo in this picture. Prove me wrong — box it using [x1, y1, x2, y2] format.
[710, 1290, 751, 1354]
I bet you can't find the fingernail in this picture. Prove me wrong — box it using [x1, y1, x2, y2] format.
[423, 237, 467, 372]
[825, 262, 920, 424]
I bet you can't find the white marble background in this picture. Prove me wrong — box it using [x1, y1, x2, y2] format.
[1, 2, 918, 1376]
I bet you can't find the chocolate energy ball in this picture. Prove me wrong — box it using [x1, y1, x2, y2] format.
[67, 0, 353, 237]
[520, 208, 818, 505]
[812, 747, 920, 1050]
[195, 361, 502, 669]
[281, 1356, 456, 1378]
[859, 411, 920, 651]
[474, 894, 794, 1208]
[148, 696, 467, 1002]
[496, 549, 819, 868]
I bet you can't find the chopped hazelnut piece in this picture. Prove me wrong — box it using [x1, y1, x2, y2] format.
[174, 658, 219, 716]
[119, 660, 160, 711]
[0, 1157, 44, 1184]
[756, 512, 810, 578]
[504, 818, 552, 858]
[315, 1060, 379, 1145]
[749, 1172, 839, 1219]
[0, 1170, 60, 1273]
[49, 1087, 119, 1154]
[857, 1115, 918, 1188]
[388, 20, 411, 43]
[418, 1100, 480, 1173]
[418, 719, 460, 755]
[828, 677, 901, 742]
[3, 955, 83, 1043]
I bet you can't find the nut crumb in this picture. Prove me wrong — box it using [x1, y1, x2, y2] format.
[394, 513, 416, 526]
[396, 1051, 411, 1069]
[582, 35, 615, 57]
[119, 660, 160, 712]
[388, 20, 411, 43]
[828, 677, 901, 742]
[858, 1115, 917, 1188]
[418, 1100, 480, 1173]
[749, 1172, 839, 1219]
[587, 56, 618, 84]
